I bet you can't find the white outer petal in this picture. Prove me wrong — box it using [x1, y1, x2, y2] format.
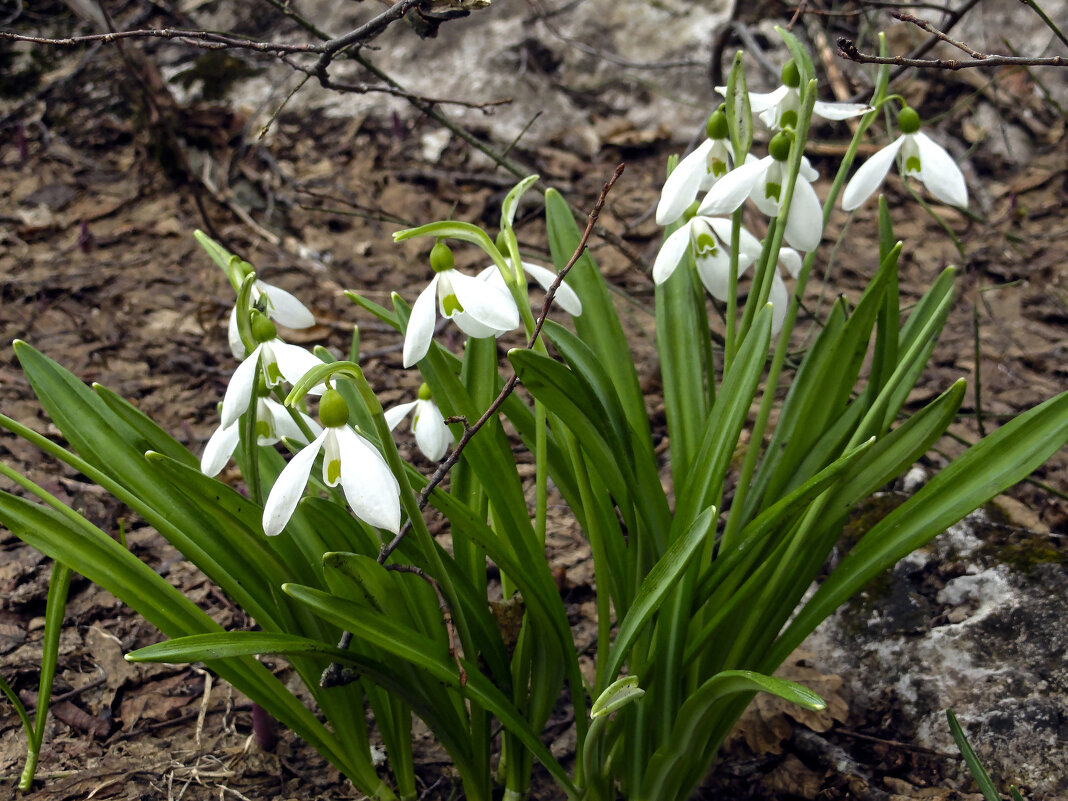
[201, 421, 240, 477]
[656, 139, 714, 225]
[272, 341, 326, 394]
[521, 260, 583, 316]
[227, 307, 245, 360]
[403, 276, 440, 368]
[747, 86, 790, 113]
[267, 399, 320, 444]
[778, 247, 803, 279]
[783, 178, 825, 252]
[813, 100, 872, 120]
[697, 158, 768, 217]
[692, 235, 733, 300]
[452, 311, 506, 338]
[385, 401, 418, 431]
[261, 430, 327, 536]
[448, 270, 520, 331]
[256, 280, 316, 329]
[413, 399, 450, 461]
[769, 271, 789, 334]
[913, 132, 968, 208]
[652, 224, 693, 285]
[798, 156, 820, 183]
[334, 426, 401, 534]
[841, 135, 905, 211]
[220, 345, 261, 428]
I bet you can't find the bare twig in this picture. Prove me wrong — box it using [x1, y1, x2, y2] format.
[386, 564, 466, 686]
[837, 37, 1068, 69]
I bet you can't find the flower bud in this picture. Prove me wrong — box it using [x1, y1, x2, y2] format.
[897, 106, 921, 135]
[319, 388, 350, 428]
[430, 240, 454, 273]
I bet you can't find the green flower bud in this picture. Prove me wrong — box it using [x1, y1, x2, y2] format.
[897, 106, 921, 135]
[250, 310, 277, 343]
[430, 240, 454, 273]
[319, 388, 350, 428]
[769, 130, 793, 162]
[417, 382, 433, 401]
[705, 109, 729, 140]
[781, 60, 801, 88]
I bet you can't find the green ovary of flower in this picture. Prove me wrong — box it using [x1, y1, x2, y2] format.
[430, 240, 455, 273]
[898, 106, 921, 134]
[705, 108, 729, 140]
[250, 310, 277, 343]
[769, 130, 793, 161]
[781, 59, 800, 88]
[417, 382, 433, 401]
[319, 388, 350, 428]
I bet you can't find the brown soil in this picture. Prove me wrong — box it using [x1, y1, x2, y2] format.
[1, 4, 1066, 800]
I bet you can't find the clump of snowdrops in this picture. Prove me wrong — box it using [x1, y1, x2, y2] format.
[3, 30, 1067, 801]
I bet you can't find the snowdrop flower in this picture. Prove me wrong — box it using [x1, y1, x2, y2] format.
[385, 383, 451, 461]
[474, 258, 583, 318]
[656, 108, 733, 226]
[841, 106, 968, 211]
[653, 211, 763, 297]
[767, 246, 803, 334]
[228, 278, 315, 360]
[201, 396, 322, 477]
[262, 388, 400, 536]
[717, 60, 870, 131]
[698, 131, 824, 253]
[403, 241, 520, 368]
[220, 311, 324, 429]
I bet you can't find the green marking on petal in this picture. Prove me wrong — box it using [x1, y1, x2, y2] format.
[265, 361, 283, 384]
[326, 458, 341, 484]
[766, 182, 782, 202]
[905, 155, 922, 174]
[695, 232, 718, 256]
[710, 159, 728, 177]
[442, 293, 464, 316]
[779, 109, 798, 130]
[256, 420, 271, 441]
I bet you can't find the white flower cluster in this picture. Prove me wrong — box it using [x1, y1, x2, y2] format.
[654, 61, 967, 331]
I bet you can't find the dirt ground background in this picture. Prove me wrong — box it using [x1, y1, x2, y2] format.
[1, 1, 1067, 799]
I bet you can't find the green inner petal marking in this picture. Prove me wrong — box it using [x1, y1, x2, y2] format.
[779, 109, 798, 130]
[695, 232, 718, 256]
[442, 294, 464, 316]
[766, 182, 782, 201]
[265, 362, 283, 384]
[327, 458, 341, 484]
[905, 155, 922, 174]
[256, 420, 271, 441]
[710, 159, 728, 177]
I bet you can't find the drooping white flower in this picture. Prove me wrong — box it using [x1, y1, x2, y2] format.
[716, 60, 870, 131]
[403, 241, 520, 368]
[656, 108, 734, 226]
[698, 132, 824, 253]
[220, 312, 324, 429]
[474, 259, 583, 318]
[228, 279, 315, 360]
[385, 384, 451, 461]
[653, 215, 763, 298]
[262, 388, 400, 536]
[201, 397, 322, 477]
[841, 106, 968, 211]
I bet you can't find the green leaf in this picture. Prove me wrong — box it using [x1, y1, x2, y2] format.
[93, 384, 199, 468]
[946, 710, 1001, 801]
[591, 676, 645, 719]
[599, 506, 717, 694]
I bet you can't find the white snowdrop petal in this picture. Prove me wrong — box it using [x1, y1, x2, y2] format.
[403, 277, 440, 368]
[783, 178, 824, 253]
[656, 140, 713, 226]
[227, 307, 245, 360]
[220, 346, 262, 429]
[452, 312, 505, 339]
[257, 280, 315, 329]
[747, 86, 790, 113]
[914, 132, 968, 208]
[201, 421, 240, 477]
[769, 271, 789, 334]
[449, 270, 520, 331]
[813, 100, 872, 120]
[652, 225, 693, 285]
[414, 399, 451, 461]
[261, 430, 328, 536]
[273, 342, 326, 394]
[268, 399, 320, 444]
[693, 237, 733, 301]
[385, 401, 418, 432]
[697, 158, 769, 217]
[841, 135, 906, 211]
[778, 247, 803, 279]
[520, 261, 583, 316]
[335, 427, 401, 534]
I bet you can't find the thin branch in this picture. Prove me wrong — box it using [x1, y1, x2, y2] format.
[891, 10, 985, 59]
[837, 37, 1068, 69]
[0, 28, 320, 55]
[385, 564, 467, 686]
[375, 163, 625, 565]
